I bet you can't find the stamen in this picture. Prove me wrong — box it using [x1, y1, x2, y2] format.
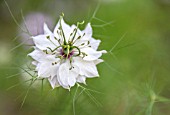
[46, 36, 50, 39]
[46, 35, 58, 46]
[52, 52, 56, 55]
[54, 36, 58, 40]
[69, 66, 74, 70]
[81, 43, 85, 46]
[81, 52, 88, 58]
[54, 36, 62, 45]
[72, 33, 85, 45]
[47, 47, 53, 52]
[71, 21, 84, 43]
[46, 45, 63, 53]
[69, 58, 74, 70]
[56, 55, 63, 59]
[43, 50, 48, 54]
[83, 33, 85, 36]
[52, 60, 60, 66]
[76, 40, 90, 48]
[68, 32, 73, 43]
[87, 41, 90, 45]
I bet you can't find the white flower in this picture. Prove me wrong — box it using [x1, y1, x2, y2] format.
[28, 15, 106, 89]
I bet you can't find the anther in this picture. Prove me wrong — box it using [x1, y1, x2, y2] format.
[77, 36, 81, 39]
[57, 30, 60, 34]
[46, 36, 50, 39]
[52, 52, 56, 55]
[81, 43, 85, 46]
[82, 52, 88, 58]
[87, 41, 90, 45]
[69, 66, 74, 70]
[43, 50, 48, 54]
[54, 37, 58, 40]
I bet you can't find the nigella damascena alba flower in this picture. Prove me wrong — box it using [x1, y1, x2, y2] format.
[28, 15, 106, 89]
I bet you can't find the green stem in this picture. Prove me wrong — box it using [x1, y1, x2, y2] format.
[146, 101, 154, 115]
[60, 16, 67, 45]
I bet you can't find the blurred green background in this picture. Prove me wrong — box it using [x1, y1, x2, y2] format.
[0, 0, 170, 115]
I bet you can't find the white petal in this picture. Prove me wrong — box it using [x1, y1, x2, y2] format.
[32, 61, 38, 66]
[76, 75, 86, 84]
[73, 38, 88, 48]
[83, 23, 92, 38]
[90, 38, 101, 50]
[68, 75, 76, 87]
[81, 47, 107, 61]
[48, 76, 60, 89]
[32, 34, 57, 50]
[73, 57, 99, 78]
[68, 65, 79, 87]
[28, 48, 59, 63]
[37, 61, 59, 78]
[38, 62, 51, 78]
[53, 18, 71, 42]
[29, 47, 60, 78]
[28, 48, 46, 62]
[35, 63, 40, 71]
[58, 61, 78, 89]
[94, 59, 104, 65]
[44, 23, 52, 34]
[50, 64, 59, 79]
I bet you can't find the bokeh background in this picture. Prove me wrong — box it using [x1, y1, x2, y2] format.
[0, 0, 170, 115]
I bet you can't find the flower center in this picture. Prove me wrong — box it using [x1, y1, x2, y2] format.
[44, 14, 88, 61]
[60, 45, 74, 59]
